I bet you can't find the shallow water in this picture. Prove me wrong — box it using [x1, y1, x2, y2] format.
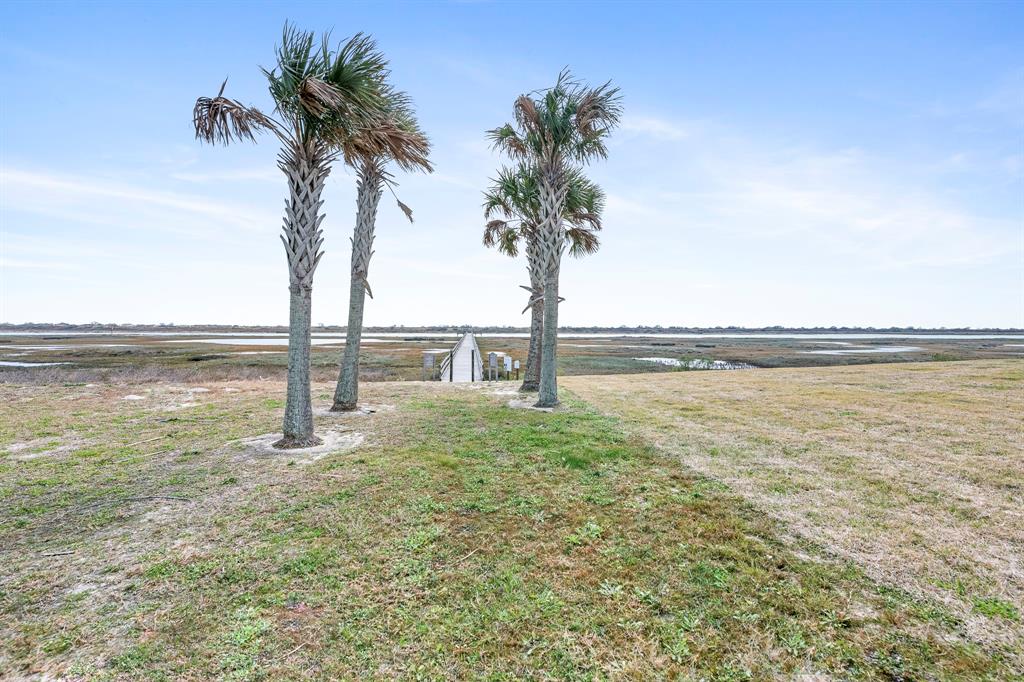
[8, 344, 133, 350]
[167, 338, 346, 347]
[5, 331, 1021, 340]
[160, 337, 415, 347]
[0, 361, 69, 367]
[633, 357, 753, 370]
[803, 346, 922, 355]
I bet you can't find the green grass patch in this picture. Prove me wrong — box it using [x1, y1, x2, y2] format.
[973, 596, 1020, 621]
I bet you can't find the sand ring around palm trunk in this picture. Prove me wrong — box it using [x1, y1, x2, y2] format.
[236, 429, 364, 464]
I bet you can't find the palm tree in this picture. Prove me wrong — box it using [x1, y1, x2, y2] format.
[331, 91, 432, 411]
[487, 71, 622, 407]
[193, 24, 407, 448]
[482, 165, 604, 391]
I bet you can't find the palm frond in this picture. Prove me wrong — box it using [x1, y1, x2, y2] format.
[482, 219, 521, 257]
[486, 124, 530, 161]
[396, 198, 414, 223]
[342, 121, 431, 172]
[263, 24, 394, 147]
[482, 189, 513, 220]
[513, 95, 540, 132]
[193, 79, 277, 145]
[298, 76, 349, 117]
[481, 162, 606, 261]
[489, 69, 623, 170]
[563, 167, 606, 231]
[566, 226, 600, 257]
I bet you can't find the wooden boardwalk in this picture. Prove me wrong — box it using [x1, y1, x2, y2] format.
[439, 333, 484, 383]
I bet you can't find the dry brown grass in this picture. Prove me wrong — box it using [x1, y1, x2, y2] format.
[564, 360, 1024, 656]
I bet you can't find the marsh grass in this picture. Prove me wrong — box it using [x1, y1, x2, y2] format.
[0, 376, 1017, 679]
[2, 334, 1020, 387]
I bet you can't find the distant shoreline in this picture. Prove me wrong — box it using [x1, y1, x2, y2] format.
[1, 324, 1020, 335]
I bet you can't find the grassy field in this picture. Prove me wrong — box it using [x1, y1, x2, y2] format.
[1, 362, 1021, 679]
[565, 360, 1024, 670]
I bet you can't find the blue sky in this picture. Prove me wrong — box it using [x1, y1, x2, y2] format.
[1, 1, 1021, 327]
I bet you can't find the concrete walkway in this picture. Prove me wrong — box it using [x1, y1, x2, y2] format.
[439, 333, 484, 383]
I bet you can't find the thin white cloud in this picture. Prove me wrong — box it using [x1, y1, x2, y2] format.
[1, 167, 270, 232]
[427, 172, 481, 190]
[171, 168, 281, 183]
[977, 69, 1024, 119]
[620, 115, 692, 141]
[604, 117, 1019, 271]
[0, 257, 79, 270]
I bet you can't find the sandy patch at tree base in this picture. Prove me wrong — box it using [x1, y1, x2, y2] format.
[314, 403, 395, 417]
[507, 398, 556, 412]
[235, 429, 365, 464]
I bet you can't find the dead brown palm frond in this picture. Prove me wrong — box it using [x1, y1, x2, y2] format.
[498, 224, 521, 256]
[484, 219, 509, 232]
[482, 219, 521, 257]
[193, 79, 280, 145]
[565, 226, 600, 257]
[373, 166, 418, 224]
[298, 77, 351, 118]
[483, 219, 509, 244]
[568, 211, 602, 231]
[575, 82, 620, 131]
[340, 114, 432, 174]
[376, 120, 433, 172]
[514, 95, 540, 131]
[395, 198, 414, 223]
[340, 80, 432, 174]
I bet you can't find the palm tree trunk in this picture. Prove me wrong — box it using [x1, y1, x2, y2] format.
[520, 247, 543, 391]
[275, 143, 327, 449]
[332, 161, 383, 411]
[535, 172, 566, 408]
[522, 299, 543, 391]
[333, 273, 367, 410]
[536, 271, 560, 406]
[281, 284, 316, 445]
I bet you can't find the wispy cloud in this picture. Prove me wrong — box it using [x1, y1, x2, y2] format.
[620, 115, 693, 141]
[604, 117, 1019, 270]
[977, 69, 1024, 120]
[0, 257, 80, 271]
[171, 168, 281, 183]
[1, 167, 271, 233]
